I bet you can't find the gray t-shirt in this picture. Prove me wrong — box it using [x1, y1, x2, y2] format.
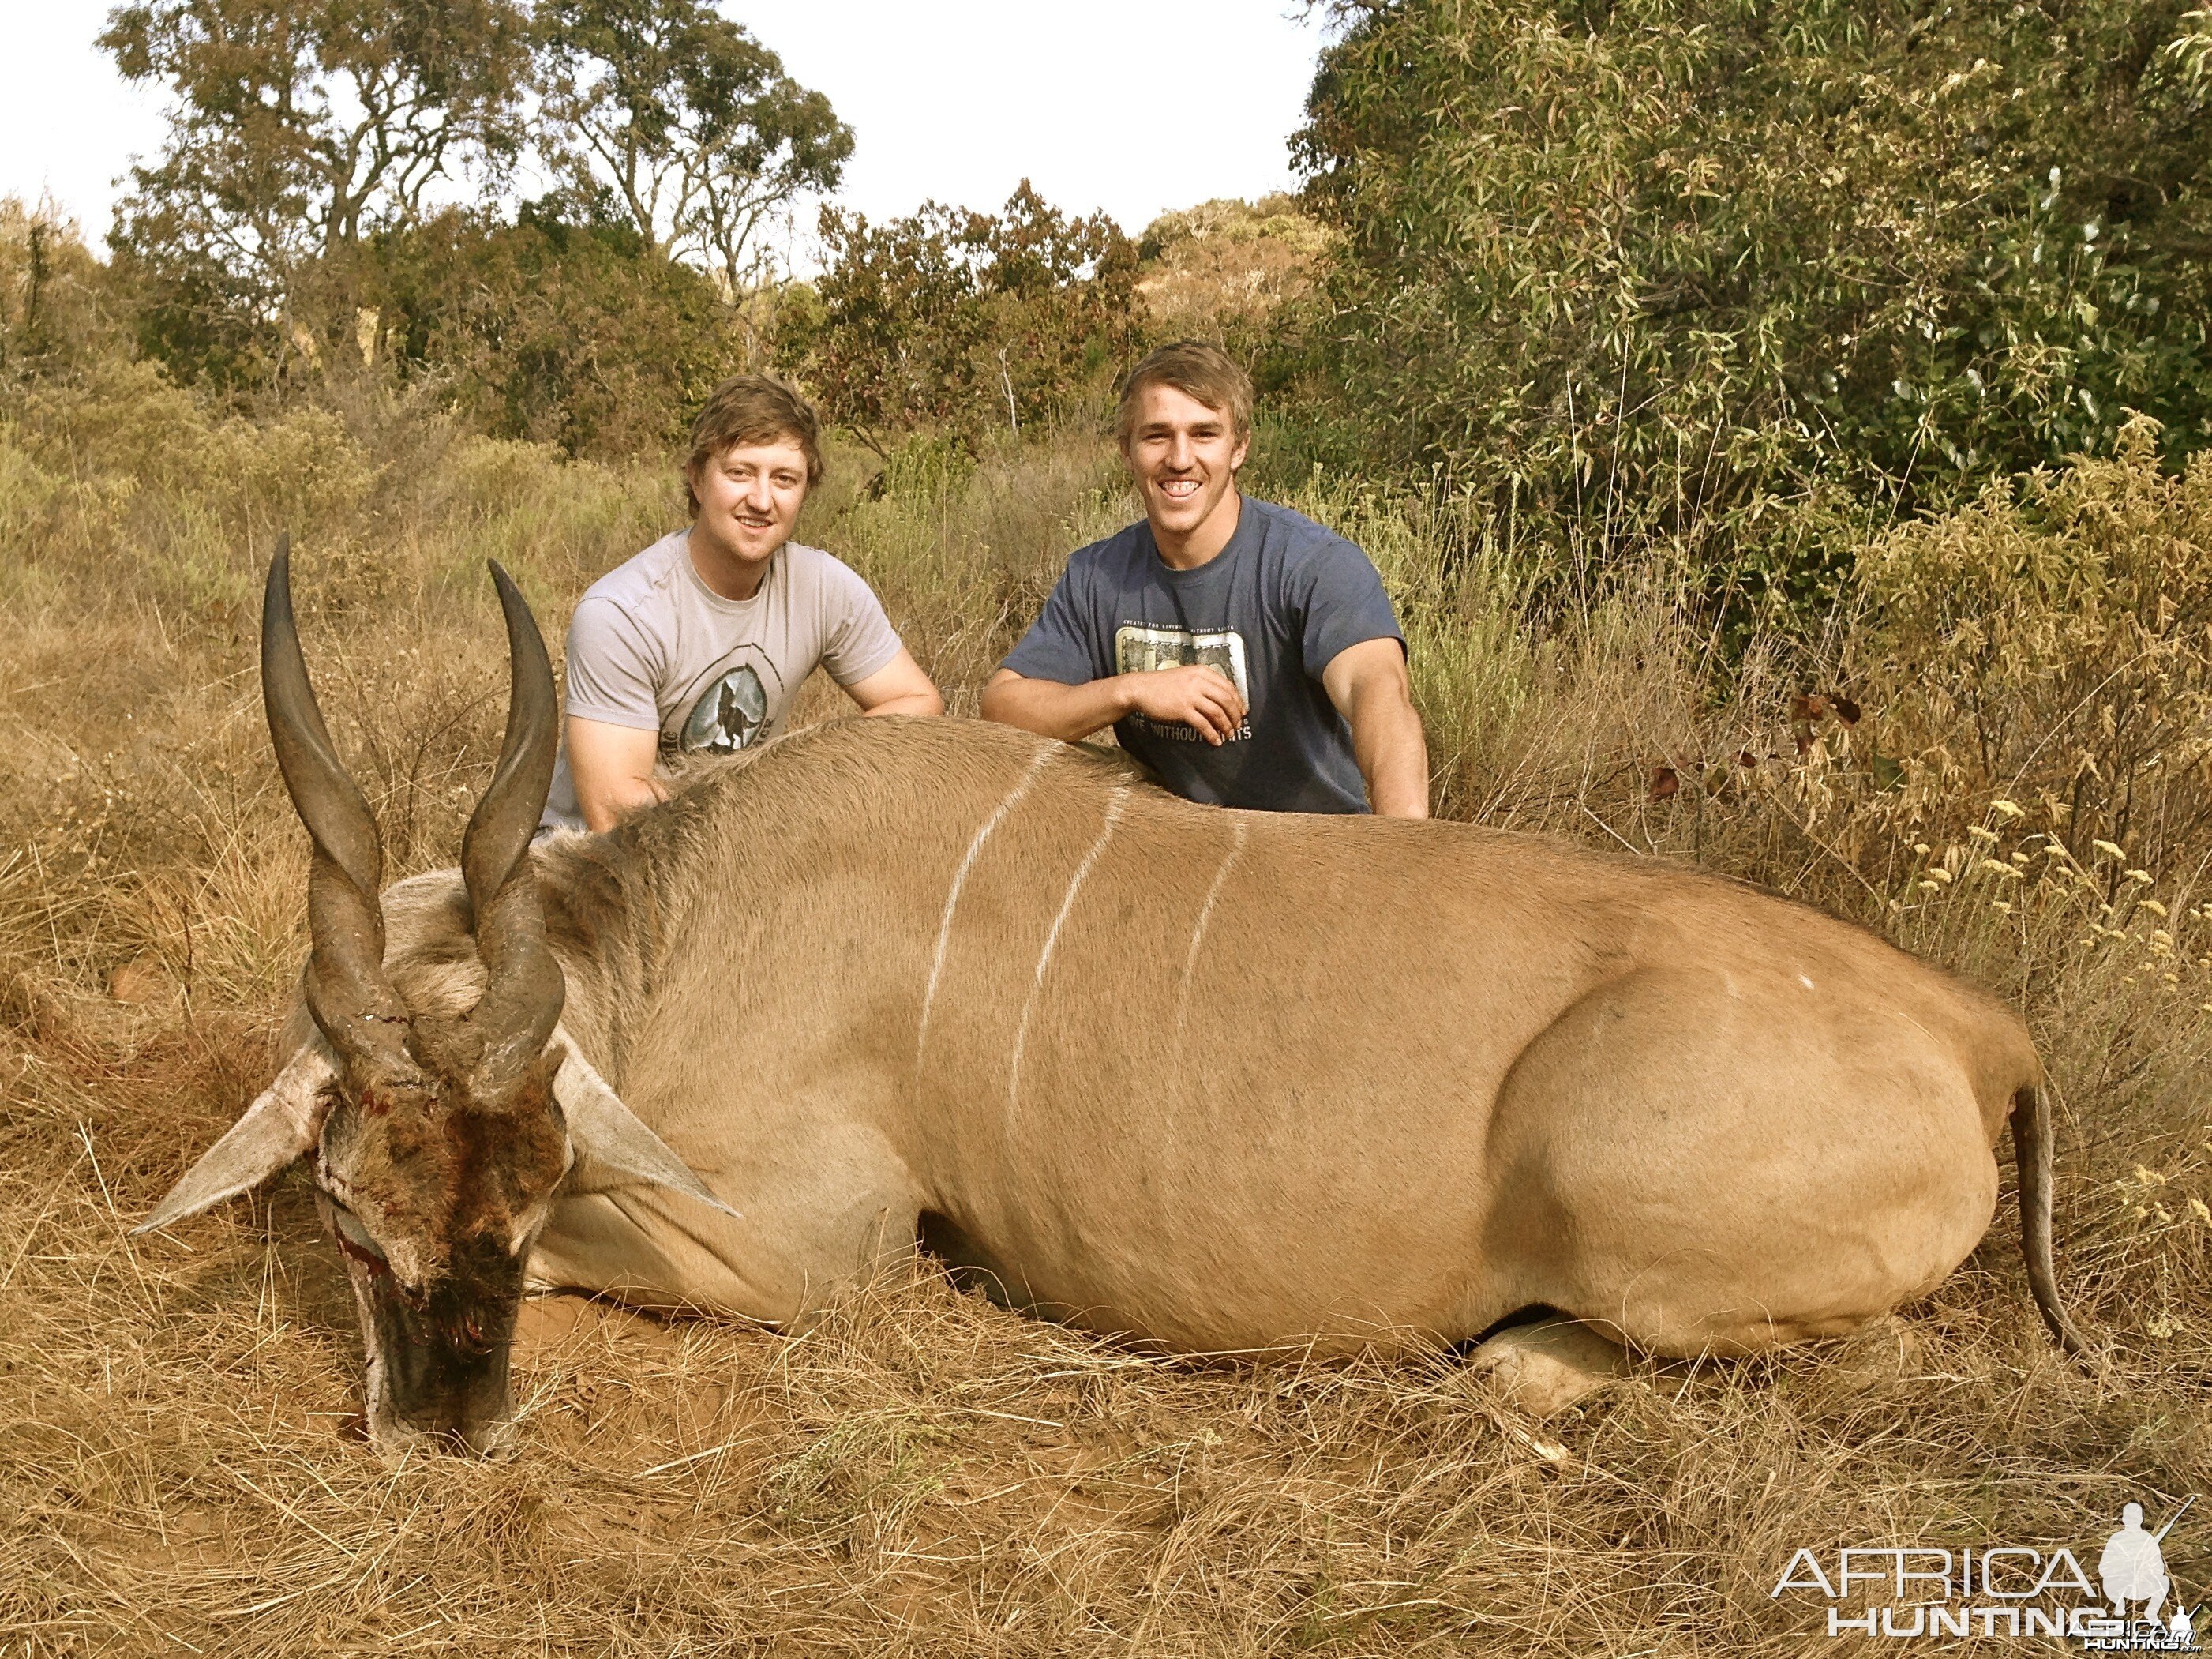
[1000, 497, 1404, 813]
[542, 531, 903, 830]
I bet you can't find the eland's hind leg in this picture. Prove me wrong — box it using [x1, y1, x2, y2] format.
[1472, 968, 2001, 1357]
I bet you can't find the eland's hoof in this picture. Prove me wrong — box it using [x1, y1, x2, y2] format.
[1467, 1317, 1632, 1416]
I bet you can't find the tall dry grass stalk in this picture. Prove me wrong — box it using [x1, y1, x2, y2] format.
[2, 384, 2207, 1653]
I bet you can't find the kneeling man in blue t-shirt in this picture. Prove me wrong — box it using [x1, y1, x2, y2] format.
[982, 341, 1428, 816]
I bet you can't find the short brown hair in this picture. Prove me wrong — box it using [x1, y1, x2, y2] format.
[1115, 340, 1254, 449]
[686, 374, 823, 512]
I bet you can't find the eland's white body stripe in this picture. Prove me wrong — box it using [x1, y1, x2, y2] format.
[915, 747, 1052, 1067]
[1175, 816, 1248, 1046]
[1006, 787, 1129, 1122]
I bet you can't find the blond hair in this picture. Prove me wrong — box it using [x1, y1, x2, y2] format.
[1115, 341, 1254, 449]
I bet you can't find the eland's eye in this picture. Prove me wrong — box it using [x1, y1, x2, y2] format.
[328, 1201, 389, 1270]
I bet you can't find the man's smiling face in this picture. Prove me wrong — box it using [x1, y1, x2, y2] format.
[689, 437, 812, 574]
[1123, 382, 1249, 557]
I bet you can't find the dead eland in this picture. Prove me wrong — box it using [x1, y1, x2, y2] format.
[137, 548, 2085, 1454]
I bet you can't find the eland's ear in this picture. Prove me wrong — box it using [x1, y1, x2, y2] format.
[134, 1044, 340, 1234]
[550, 1032, 740, 1221]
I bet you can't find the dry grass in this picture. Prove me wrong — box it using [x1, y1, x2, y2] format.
[2, 380, 2210, 1655]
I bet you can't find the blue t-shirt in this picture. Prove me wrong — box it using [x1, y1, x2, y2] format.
[1001, 497, 1404, 813]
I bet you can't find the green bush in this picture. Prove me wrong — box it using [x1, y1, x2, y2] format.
[800, 183, 1139, 455]
[371, 204, 744, 458]
[1296, 0, 2212, 614]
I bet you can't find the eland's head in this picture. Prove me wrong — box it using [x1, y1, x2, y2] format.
[139, 542, 728, 1455]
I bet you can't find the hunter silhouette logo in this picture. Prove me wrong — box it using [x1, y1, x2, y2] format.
[1771, 1498, 2198, 1648]
[2104, 1504, 2176, 1623]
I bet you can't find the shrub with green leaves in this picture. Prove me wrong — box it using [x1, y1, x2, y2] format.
[371, 204, 742, 459]
[100, 0, 533, 389]
[800, 183, 1139, 456]
[1296, 0, 2212, 611]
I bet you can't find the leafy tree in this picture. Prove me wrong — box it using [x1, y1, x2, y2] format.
[101, 0, 531, 385]
[1295, 0, 2212, 610]
[805, 182, 1138, 453]
[535, 0, 852, 291]
[371, 200, 739, 456]
[801, 201, 983, 445]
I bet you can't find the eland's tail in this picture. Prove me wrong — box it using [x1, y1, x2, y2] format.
[2011, 1082, 2087, 1355]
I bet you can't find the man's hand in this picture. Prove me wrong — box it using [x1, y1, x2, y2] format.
[566, 715, 669, 833]
[982, 665, 1246, 745]
[1322, 637, 1430, 818]
[1120, 664, 1246, 745]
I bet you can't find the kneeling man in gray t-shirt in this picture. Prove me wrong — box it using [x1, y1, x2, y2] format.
[543, 376, 942, 832]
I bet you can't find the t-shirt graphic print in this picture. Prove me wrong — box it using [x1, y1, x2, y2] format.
[676, 657, 776, 756]
[1113, 623, 1254, 744]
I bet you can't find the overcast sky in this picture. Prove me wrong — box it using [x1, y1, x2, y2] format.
[0, 2, 1336, 253]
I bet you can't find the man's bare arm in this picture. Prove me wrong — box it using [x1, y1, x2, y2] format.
[982, 665, 1247, 745]
[1322, 637, 1430, 819]
[566, 716, 667, 833]
[845, 647, 943, 718]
